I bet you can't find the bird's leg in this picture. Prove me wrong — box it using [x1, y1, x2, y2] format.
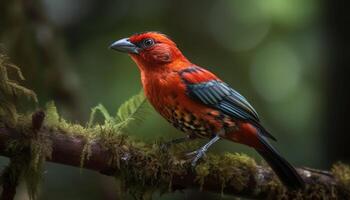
[160, 134, 197, 151]
[187, 135, 221, 166]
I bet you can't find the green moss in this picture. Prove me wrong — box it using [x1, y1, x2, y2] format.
[257, 163, 350, 200]
[25, 135, 52, 200]
[194, 153, 257, 194]
[44, 101, 60, 126]
[219, 153, 257, 191]
[0, 112, 52, 199]
[1, 128, 52, 200]
[4, 104, 350, 200]
[0, 53, 47, 199]
[80, 139, 93, 169]
[332, 162, 350, 191]
[0, 53, 37, 126]
[195, 160, 210, 191]
[2, 58, 350, 199]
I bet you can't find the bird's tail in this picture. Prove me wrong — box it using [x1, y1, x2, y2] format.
[256, 134, 305, 190]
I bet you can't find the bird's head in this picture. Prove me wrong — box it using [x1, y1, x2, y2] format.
[110, 32, 190, 71]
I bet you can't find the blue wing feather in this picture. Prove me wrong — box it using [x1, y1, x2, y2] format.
[185, 79, 276, 141]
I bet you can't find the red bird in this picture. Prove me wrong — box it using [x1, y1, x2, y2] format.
[110, 32, 304, 189]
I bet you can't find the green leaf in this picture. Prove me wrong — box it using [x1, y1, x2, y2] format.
[115, 90, 149, 132]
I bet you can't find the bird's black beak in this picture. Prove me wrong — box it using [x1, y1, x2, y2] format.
[109, 38, 139, 54]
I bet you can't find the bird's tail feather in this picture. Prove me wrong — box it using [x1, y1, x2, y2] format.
[256, 134, 305, 190]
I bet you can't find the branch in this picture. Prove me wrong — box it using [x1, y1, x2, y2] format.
[0, 120, 349, 199]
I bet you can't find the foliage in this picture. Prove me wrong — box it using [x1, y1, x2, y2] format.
[0, 53, 48, 200]
[40, 90, 149, 170]
[3, 129, 52, 200]
[332, 162, 350, 195]
[1, 53, 350, 199]
[0, 53, 37, 126]
[88, 91, 148, 133]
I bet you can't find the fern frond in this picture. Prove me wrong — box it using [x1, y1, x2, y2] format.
[114, 90, 149, 132]
[88, 104, 112, 127]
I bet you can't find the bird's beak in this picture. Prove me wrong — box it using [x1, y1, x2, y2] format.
[109, 38, 139, 54]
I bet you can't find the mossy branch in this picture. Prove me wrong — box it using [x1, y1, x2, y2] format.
[1, 53, 349, 199]
[0, 120, 349, 199]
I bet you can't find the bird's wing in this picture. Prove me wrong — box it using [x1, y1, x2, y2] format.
[179, 66, 276, 141]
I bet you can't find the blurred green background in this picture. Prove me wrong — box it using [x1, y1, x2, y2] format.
[1, 0, 349, 199]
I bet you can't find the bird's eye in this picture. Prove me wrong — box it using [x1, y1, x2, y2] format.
[142, 38, 155, 48]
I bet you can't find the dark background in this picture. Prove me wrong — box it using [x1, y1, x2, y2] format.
[0, 0, 349, 199]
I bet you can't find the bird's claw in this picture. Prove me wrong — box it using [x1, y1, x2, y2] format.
[186, 148, 207, 166]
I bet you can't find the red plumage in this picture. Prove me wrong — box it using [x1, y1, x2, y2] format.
[128, 33, 260, 148]
[111, 32, 305, 189]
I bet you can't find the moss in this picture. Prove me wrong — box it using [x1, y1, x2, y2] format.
[2, 133, 52, 199]
[0, 53, 48, 199]
[195, 160, 210, 191]
[25, 135, 52, 200]
[4, 104, 350, 200]
[257, 163, 350, 200]
[332, 162, 350, 193]
[2, 58, 350, 199]
[44, 101, 60, 126]
[194, 153, 257, 194]
[219, 153, 257, 191]
[80, 139, 93, 169]
[0, 53, 37, 126]
[0, 113, 53, 200]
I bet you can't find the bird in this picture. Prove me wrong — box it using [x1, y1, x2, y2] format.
[110, 31, 305, 189]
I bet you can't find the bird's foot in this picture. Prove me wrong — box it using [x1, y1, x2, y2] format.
[186, 147, 207, 166]
[185, 135, 221, 167]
